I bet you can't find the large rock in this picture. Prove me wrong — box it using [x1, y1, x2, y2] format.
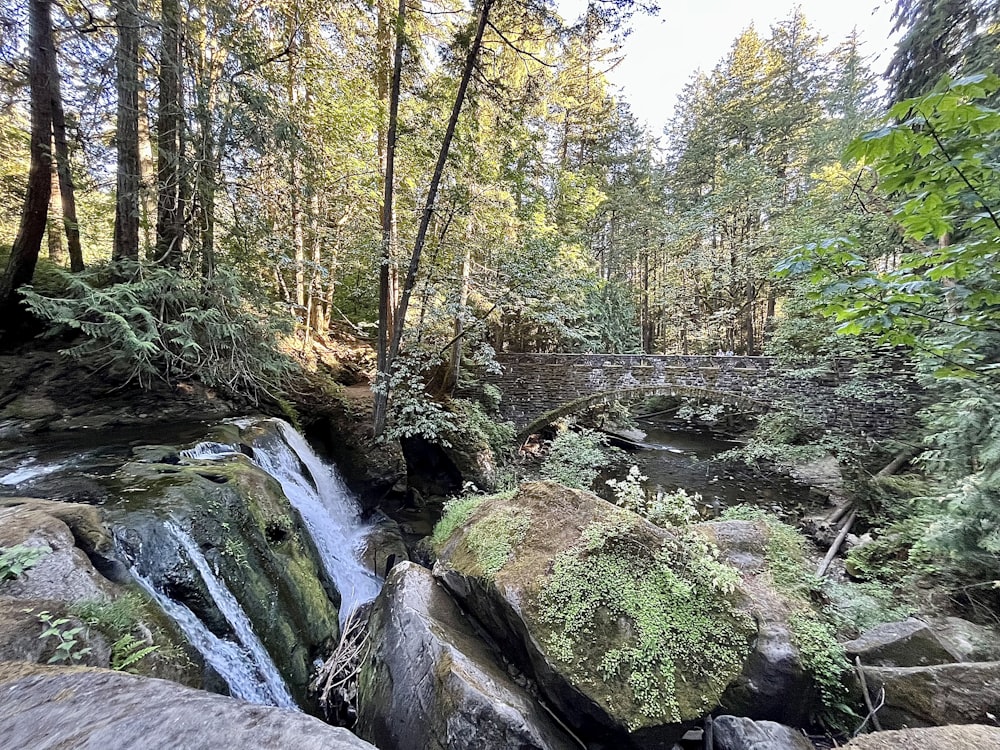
[703, 520, 818, 725]
[0, 662, 375, 750]
[843, 725, 1000, 749]
[711, 715, 816, 750]
[111, 448, 340, 705]
[861, 661, 1000, 728]
[433, 482, 759, 747]
[356, 561, 575, 750]
[926, 617, 1000, 662]
[843, 619, 958, 667]
[0, 502, 118, 603]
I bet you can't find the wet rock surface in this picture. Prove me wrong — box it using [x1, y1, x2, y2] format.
[711, 715, 816, 750]
[0, 662, 376, 750]
[356, 561, 575, 750]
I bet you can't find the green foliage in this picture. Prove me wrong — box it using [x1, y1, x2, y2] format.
[464, 506, 532, 580]
[0, 544, 50, 581]
[448, 398, 516, 459]
[110, 634, 160, 672]
[430, 494, 488, 551]
[822, 580, 914, 637]
[380, 346, 458, 447]
[777, 74, 1000, 380]
[36, 611, 92, 664]
[538, 521, 752, 725]
[541, 422, 615, 490]
[607, 466, 700, 527]
[71, 592, 170, 673]
[19, 259, 295, 400]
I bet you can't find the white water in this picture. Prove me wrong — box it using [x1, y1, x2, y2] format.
[0, 456, 75, 486]
[135, 522, 297, 709]
[183, 419, 381, 625]
[253, 420, 382, 621]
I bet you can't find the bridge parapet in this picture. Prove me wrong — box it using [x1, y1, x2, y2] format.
[486, 353, 918, 439]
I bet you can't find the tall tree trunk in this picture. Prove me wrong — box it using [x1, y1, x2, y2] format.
[47, 138, 65, 264]
[113, 0, 141, 261]
[49, 56, 83, 272]
[1, 0, 54, 326]
[156, 0, 182, 266]
[372, 0, 406, 435]
[137, 85, 156, 254]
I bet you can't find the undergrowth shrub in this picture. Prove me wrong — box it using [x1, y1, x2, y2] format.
[541, 421, 617, 490]
[20, 259, 294, 400]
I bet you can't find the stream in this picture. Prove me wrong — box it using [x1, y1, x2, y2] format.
[624, 419, 811, 517]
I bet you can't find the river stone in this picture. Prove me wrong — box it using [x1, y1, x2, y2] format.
[842, 725, 1000, 749]
[0, 503, 118, 603]
[356, 561, 576, 750]
[926, 617, 1000, 662]
[860, 661, 1000, 728]
[0, 662, 376, 750]
[433, 482, 759, 747]
[843, 619, 959, 667]
[711, 715, 816, 750]
[703, 520, 817, 725]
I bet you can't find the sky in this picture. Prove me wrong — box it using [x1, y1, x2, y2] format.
[558, 0, 899, 131]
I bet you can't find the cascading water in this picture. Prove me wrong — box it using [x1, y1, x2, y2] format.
[131, 522, 297, 709]
[183, 418, 382, 624]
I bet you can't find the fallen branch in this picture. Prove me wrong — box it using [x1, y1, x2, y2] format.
[853, 656, 884, 733]
[875, 446, 921, 478]
[816, 509, 857, 578]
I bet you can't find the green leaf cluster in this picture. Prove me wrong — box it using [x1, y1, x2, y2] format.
[0, 544, 51, 581]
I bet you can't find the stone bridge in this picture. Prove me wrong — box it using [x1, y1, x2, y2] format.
[486, 353, 917, 439]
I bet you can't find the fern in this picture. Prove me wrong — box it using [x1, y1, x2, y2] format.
[20, 259, 294, 400]
[110, 633, 159, 671]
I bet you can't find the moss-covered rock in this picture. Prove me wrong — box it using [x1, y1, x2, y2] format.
[109, 448, 340, 706]
[432, 481, 758, 746]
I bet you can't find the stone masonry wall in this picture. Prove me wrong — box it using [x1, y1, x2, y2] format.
[486, 353, 920, 438]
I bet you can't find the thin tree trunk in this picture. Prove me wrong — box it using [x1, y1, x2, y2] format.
[49, 55, 83, 272]
[113, 0, 141, 261]
[372, 0, 406, 435]
[137, 84, 157, 254]
[1, 0, 54, 324]
[381, 0, 495, 409]
[47, 137, 65, 264]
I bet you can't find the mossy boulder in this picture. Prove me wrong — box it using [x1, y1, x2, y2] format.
[432, 481, 758, 747]
[110, 448, 340, 706]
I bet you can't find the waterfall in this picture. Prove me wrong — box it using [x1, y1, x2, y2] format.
[251, 420, 382, 621]
[183, 418, 382, 624]
[131, 522, 297, 709]
[122, 418, 380, 710]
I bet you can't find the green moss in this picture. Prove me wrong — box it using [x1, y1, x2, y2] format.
[431, 495, 487, 551]
[537, 521, 754, 726]
[465, 507, 532, 580]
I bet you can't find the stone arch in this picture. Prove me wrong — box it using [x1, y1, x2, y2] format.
[515, 384, 767, 442]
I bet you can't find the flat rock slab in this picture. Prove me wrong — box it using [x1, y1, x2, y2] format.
[0, 662, 375, 750]
[862, 661, 1000, 728]
[843, 619, 957, 667]
[843, 725, 1000, 750]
